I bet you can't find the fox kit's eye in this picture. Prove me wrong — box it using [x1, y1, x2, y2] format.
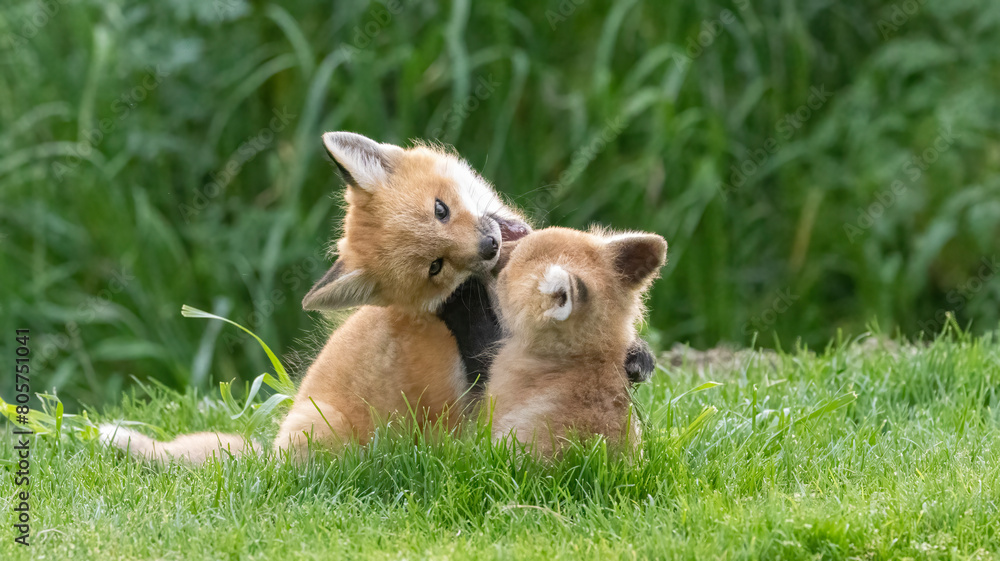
[429, 258, 444, 276]
[434, 199, 449, 222]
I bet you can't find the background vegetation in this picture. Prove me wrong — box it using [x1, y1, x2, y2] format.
[1, 0, 999, 408]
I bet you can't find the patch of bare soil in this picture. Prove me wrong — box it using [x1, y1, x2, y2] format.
[657, 335, 916, 375]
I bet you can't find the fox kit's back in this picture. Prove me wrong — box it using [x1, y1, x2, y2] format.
[487, 227, 667, 457]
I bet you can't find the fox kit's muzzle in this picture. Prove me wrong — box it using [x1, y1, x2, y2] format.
[478, 234, 499, 260]
[474, 216, 504, 269]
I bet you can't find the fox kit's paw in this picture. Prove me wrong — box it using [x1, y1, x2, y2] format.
[624, 338, 656, 384]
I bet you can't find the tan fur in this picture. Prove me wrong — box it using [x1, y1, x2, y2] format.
[104, 132, 527, 463]
[486, 227, 667, 458]
[329, 147, 507, 311]
[99, 425, 261, 463]
[273, 137, 523, 458]
[274, 306, 467, 459]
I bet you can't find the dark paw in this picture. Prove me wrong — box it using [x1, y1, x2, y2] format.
[625, 338, 656, 384]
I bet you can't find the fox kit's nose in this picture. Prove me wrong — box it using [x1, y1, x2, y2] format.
[479, 235, 499, 260]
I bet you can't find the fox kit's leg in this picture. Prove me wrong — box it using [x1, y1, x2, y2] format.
[274, 400, 354, 460]
[274, 307, 465, 459]
[274, 308, 395, 458]
[488, 359, 561, 455]
[492, 406, 557, 458]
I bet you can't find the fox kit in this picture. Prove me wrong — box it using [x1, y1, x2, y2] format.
[276, 131, 532, 455]
[102, 132, 529, 461]
[486, 227, 667, 458]
[101, 133, 655, 462]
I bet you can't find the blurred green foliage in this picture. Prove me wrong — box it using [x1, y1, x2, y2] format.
[1, 0, 999, 407]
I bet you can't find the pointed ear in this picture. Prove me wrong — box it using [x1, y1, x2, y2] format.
[538, 265, 586, 321]
[321, 131, 404, 192]
[302, 260, 381, 311]
[604, 233, 667, 287]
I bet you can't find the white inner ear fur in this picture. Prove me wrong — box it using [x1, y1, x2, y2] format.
[303, 269, 379, 310]
[538, 264, 573, 321]
[331, 269, 377, 302]
[322, 132, 401, 191]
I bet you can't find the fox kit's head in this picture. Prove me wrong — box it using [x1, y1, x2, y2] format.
[303, 132, 530, 313]
[497, 227, 666, 355]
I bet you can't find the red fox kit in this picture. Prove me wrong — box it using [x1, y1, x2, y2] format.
[101, 133, 655, 462]
[102, 132, 530, 460]
[276, 132, 531, 455]
[486, 227, 667, 458]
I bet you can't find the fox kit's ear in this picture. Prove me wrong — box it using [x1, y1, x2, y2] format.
[538, 264, 585, 321]
[605, 234, 667, 287]
[302, 260, 381, 311]
[321, 131, 404, 192]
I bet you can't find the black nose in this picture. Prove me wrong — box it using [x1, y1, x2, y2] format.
[479, 235, 499, 260]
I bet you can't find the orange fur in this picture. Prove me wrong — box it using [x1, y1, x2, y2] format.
[103, 132, 529, 462]
[486, 227, 667, 458]
[275, 306, 467, 457]
[277, 133, 527, 458]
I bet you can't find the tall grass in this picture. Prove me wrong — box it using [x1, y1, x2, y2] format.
[1, 0, 999, 406]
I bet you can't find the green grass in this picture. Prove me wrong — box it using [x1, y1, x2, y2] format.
[2, 330, 998, 560]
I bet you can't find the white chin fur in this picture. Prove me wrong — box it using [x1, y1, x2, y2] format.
[539, 264, 572, 321]
[425, 271, 474, 313]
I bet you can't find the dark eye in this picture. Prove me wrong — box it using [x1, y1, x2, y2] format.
[434, 199, 449, 221]
[429, 258, 443, 276]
